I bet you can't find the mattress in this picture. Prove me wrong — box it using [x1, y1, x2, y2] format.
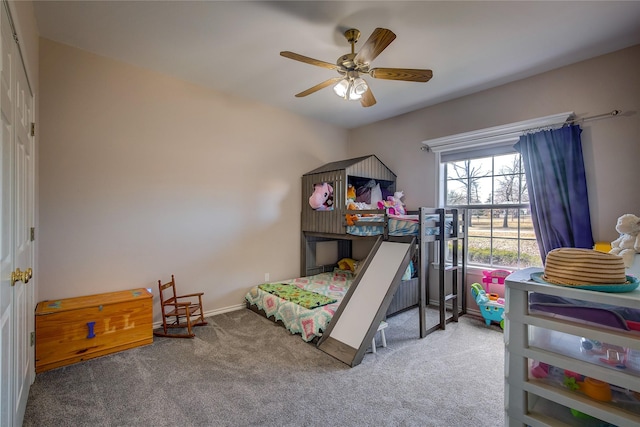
[346, 213, 452, 237]
[245, 270, 354, 342]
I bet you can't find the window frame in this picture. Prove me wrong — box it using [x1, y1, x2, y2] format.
[442, 153, 539, 269]
[423, 112, 574, 269]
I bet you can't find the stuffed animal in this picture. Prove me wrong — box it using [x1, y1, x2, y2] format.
[393, 191, 406, 215]
[609, 213, 640, 268]
[377, 191, 406, 215]
[337, 258, 358, 272]
[309, 182, 333, 210]
[345, 202, 360, 226]
[347, 184, 356, 201]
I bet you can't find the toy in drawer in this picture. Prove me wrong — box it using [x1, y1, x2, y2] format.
[35, 288, 153, 373]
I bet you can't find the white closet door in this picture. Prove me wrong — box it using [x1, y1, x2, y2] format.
[12, 29, 34, 424]
[0, 4, 35, 426]
[0, 6, 17, 426]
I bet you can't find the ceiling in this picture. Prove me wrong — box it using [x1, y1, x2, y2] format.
[33, 1, 640, 129]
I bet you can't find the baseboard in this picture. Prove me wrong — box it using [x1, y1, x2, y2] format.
[152, 303, 246, 329]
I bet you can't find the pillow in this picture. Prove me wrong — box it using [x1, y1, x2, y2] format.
[370, 183, 383, 206]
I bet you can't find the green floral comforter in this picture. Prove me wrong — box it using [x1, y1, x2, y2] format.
[245, 270, 354, 342]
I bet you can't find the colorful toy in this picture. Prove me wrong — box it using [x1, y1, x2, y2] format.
[345, 202, 359, 226]
[471, 282, 505, 328]
[392, 191, 406, 215]
[337, 257, 358, 272]
[377, 191, 406, 215]
[481, 269, 511, 294]
[347, 184, 356, 201]
[309, 182, 334, 210]
[530, 362, 640, 423]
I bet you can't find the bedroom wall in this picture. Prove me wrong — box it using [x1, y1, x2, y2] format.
[348, 44, 640, 243]
[38, 38, 348, 319]
[348, 44, 640, 311]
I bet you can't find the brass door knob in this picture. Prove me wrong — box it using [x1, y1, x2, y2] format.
[10, 268, 33, 286]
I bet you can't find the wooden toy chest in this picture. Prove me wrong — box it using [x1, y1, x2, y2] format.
[35, 288, 153, 373]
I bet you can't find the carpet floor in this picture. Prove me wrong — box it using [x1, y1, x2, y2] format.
[23, 307, 505, 427]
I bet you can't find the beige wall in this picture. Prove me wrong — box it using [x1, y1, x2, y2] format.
[349, 44, 640, 244]
[349, 44, 640, 313]
[38, 34, 640, 320]
[38, 39, 348, 318]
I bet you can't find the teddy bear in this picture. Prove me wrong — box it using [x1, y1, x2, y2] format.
[308, 182, 333, 210]
[609, 213, 640, 268]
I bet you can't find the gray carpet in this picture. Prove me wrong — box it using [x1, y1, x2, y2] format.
[23, 308, 505, 427]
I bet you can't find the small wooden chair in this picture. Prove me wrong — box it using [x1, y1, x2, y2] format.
[154, 275, 207, 338]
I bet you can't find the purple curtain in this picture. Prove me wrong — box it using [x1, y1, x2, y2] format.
[514, 125, 594, 262]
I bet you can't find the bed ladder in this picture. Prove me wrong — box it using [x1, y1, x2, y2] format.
[420, 208, 467, 338]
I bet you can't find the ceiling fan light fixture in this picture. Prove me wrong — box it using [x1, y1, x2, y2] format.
[348, 83, 363, 100]
[333, 79, 350, 98]
[333, 76, 367, 101]
[281, 27, 430, 108]
[351, 77, 368, 96]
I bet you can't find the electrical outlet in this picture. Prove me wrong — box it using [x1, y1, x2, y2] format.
[264, 273, 270, 282]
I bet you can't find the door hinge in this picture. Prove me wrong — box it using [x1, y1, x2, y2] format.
[30, 227, 35, 241]
[30, 331, 35, 347]
[30, 122, 35, 137]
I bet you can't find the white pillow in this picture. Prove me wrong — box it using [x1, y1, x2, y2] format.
[370, 183, 382, 207]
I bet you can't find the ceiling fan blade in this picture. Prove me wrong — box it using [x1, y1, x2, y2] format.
[369, 67, 433, 83]
[360, 86, 376, 108]
[354, 28, 396, 65]
[295, 77, 344, 97]
[280, 51, 338, 70]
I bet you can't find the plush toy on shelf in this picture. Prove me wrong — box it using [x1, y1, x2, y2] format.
[309, 182, 334, 210]
[392, 191, 406, 215]
[345, 202, 360, 226]
[347, 184, 356, 202]
[609, 213, 640, 268]
[377, 191, 406, 215]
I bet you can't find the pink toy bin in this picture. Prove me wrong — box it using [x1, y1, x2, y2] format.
[481, 269, 511, 295]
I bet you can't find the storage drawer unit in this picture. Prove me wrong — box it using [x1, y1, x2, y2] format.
[504, 268, 640, 426]
[35, 288, 153, 373]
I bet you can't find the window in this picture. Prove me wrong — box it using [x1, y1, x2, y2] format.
[423, 112, 574, 269]
[443, 151, 541, 269]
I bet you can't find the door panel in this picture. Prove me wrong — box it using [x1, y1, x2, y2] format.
[0, 6, 15, 426]
[0, 4, 35, 426]
[12, 47, 34, 423]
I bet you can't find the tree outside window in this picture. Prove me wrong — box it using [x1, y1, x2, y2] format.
[444, 153, 541, 269]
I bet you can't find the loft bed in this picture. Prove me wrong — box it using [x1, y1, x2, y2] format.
[300, 155, 466, 336]
[245, 155, 466, 345]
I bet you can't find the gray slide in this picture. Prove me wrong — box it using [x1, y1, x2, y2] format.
[318, 237, 415, 367]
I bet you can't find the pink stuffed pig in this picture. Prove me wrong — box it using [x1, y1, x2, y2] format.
[309, 182, 334, 210]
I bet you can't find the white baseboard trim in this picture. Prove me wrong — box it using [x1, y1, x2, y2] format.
[152, 303, 246, 329]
